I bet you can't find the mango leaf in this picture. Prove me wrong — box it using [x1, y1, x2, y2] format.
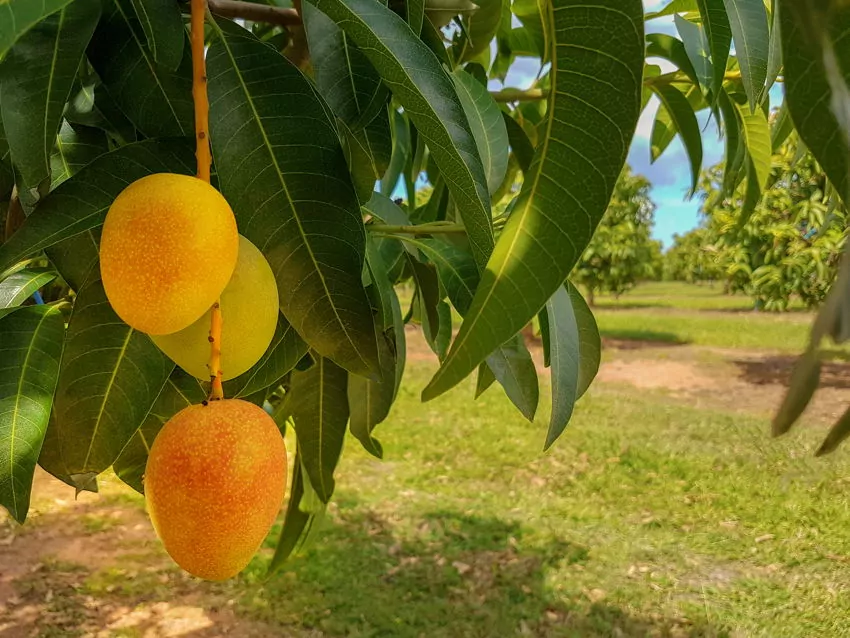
[737, 103, 771, 192]
[130, 0, 185, 71]
[695, 0, 731, 101]
[645, 34, 700, 90]
[302, 2, 388, 130]
[340, 111, 393, 205]
[764, 0, 781, 97]
[39, 275, 174, 489]
[223, 314, 310, 399]
[51, 121, 109, 188]
[502, 112, 535, 173]
[269, 453, 325, 571]
[0, 268, 57, 309]
[567, 281, 600, 398]
[306, 0, 495, 271]
[739, 157, 761, 222]
[0, 0, 101, 191]
[88, 0, 193, 138]
[456, 0, 502, 61]
[65, 79, 137, 145]
[0, 124, 12, 201]
[543, 285, 578, 450]
[287, 356, 349, 504]
[512, 0, 547, 60]
[113, 370, 206, 494]
[652, 83, 703, 194]
[718, 88, 744, 197]
[380, 109, 411, 195]
[772, 348, 821, 436]
[770, 102, 794, 153]
[452, 69, 509, 195]
[485, 333, 539, 421]
[816, 404, 850, 456]
[474, 361, 496, 398]
[650, 102, 677, 162]
[722, 0, 769, 109]
[0, 0, 75, 58]
[207, 19, 380, 378]
[674, 14, 713, 94]
[0, 140, 195, 275]
[0, 305, 64, 523]
[422, 0, 643, 402]
[779, 0, 850, 200]
[45, 232, 100, 292]
[645, 0, 697, 20]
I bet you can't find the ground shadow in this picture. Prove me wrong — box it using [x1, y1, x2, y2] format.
[2, 505, 730, 637]
[601, 329, 690, 349]
[733, 355, 850, 389]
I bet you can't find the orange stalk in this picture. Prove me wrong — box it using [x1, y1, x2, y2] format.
[191, 0, 224, 400]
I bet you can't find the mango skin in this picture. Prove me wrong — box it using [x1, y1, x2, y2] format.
[151, 236, 279, 381]
[144, 399, 287, 581]
[100, 173, 239, 335]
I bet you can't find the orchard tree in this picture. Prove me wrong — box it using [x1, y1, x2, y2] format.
[2, 0, 850, 578]
[663, 228, 726, 285]
[572, 166, 661, 305]
[699, 139, 847, 311]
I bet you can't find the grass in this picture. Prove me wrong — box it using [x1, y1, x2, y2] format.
[19, 281, 850, 637]
[174, 359, 850, 637]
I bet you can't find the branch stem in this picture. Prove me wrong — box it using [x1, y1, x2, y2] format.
[368, 223, 469, 235]
[192, 0, 224, 401]
[208, 0, 301, 26]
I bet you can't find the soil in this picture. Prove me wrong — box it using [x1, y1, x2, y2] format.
[2, 329, 848, 637]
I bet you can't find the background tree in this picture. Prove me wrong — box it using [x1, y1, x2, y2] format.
[572, 166, 662, 305]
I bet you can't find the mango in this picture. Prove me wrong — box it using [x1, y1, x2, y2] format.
[151, 236, 279, 381]
[100, 173, 239, 335]
[144, 399, 287, 580]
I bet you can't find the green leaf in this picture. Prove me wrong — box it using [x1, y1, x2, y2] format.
[0, 268, 57, 308]
[0, 140, 195, 276]
[737, 103, 771, 192]
[113, 370, 206, 494]
[408, 254, 442, 350]
[645, 0, 697, 20]
[51, 121, 109, 189]
[566, 281, 600, 398]
[650, 101, 677, 162]
[130, 0, 185, 71]
[340, 110, 392, 205]
[88, 0, 193, 138]
[0, 305, 64, 523]
[269, 453, 325, 571]
[380, 109, 411, 195]
[40, 275, 174, 489]
[485, 333, 539, 421]
[512, 0, 547, 60]
[695, 0, 732, 100]
[45, 232, 100, 292]
[288, 356, 349, 504]
[772, 348, 820, 436]
[223, 314, 309, 399]
[65, 79, 137, 145]
[645, 34, 700, 90]
[652, 83, 703, 194]
[206, 18, 379, 378]
[456, 0, 502, 61]
[0, 0, 75, 59]
[423, 0, 644, 401]
[764, 0, 781, 97]
[816, 404, 850, 456]
[770, 101, 794, 153]
[739, 156, 761, 222]
[718, 88, 744, 197]
[722, 0, 769, 109]
[674, 14, 713, 93]
[0, 0, 101, 190]
[502, 112, 535, 173]
[407, 0, 424, 37]
[452, 68, 509, 195]
[306, 0, 495, 271]
[474, 361, 496, 398]
[779, 0, 850, 200]
[0, 123, 13, 201]
[543, 285, 578, 450]
[302, 2, 388, 130]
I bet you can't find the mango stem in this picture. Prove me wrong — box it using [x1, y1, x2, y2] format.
[191, 0, 224, 400]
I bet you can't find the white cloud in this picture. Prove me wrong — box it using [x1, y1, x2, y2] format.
[643, 0, 667, 8]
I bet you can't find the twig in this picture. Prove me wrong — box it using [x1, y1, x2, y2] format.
[193, 0, 224, 400]
[490, 88, 547, 103]
[208, 0, 301, 26]
[368, 223, 469, 235]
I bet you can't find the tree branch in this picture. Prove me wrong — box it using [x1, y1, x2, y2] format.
[207, 0, 301, 26]
[368, 223, 469, 235]
[490, 88, 547, 102]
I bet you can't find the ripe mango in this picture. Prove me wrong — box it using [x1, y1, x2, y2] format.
[151, 236, 279, 381]
[144, 399, 287, 580]
[100, 173, 239, 335]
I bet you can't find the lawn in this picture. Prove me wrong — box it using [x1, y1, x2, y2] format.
[7, 283, 850, 637]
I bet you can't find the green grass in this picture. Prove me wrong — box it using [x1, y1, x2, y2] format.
[151, 360, 850, 638]
[593, 282, 809, 312]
